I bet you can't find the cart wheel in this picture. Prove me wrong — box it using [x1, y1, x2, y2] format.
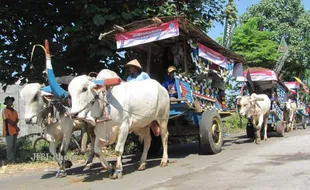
[68, 136, 81, 152]
[33, 137, 50, 154]
[246, 122, 255, 138]
[276, 121, 284, 137]
[302, 116, 307, 129]
[199, 109, 223, 155]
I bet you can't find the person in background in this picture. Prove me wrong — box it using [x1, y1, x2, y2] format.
[162, 66, 178, 99]
[125, 59, 150, 82]
[2, 96, 19, 163]
[125, 59, 160, 136]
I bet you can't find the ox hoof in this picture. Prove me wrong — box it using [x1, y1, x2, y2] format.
[255, 139, 260, 144]
[137, 163, 146, 171]
[264, 138, 267, 141]
[109, 170, 123, 179]
[56, 170, 67, 178]
[160, 162, 168, 167]
[83, 163, 92, 171]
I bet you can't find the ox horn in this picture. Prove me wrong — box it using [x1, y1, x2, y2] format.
[44, 40, 68, 99]
[250, 96, 264, 102]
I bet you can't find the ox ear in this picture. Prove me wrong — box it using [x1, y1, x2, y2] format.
[91, 80, 106, 93]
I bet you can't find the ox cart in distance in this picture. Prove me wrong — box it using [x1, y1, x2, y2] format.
[237, 67, 290, 138]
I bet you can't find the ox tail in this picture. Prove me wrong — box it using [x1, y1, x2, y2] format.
[44, 40, 68, 99]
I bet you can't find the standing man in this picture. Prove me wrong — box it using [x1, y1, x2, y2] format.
[125, 59, 150, 82]
[162, 66, 178, 99]
[2, 96, 19, 162]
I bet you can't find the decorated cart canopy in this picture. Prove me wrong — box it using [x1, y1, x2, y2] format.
[236, 67, 280, 93]
[284, 82, 300, 89]
[236, 67, 278, 82]
[99, 16, 245, 111]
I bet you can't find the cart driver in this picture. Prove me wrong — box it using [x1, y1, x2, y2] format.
[125, 59, 150, 82]
[162, 66, 178, 99]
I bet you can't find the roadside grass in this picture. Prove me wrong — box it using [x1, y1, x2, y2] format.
[222, 113, 247, 135]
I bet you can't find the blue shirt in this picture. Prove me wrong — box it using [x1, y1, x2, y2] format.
[162, 76, 178, 98]
[127, 72, 150, 82]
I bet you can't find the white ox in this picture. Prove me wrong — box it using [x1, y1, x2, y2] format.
[238, 93, 271, 144]
[285, 99, 297, 131]
[19, 70, 119, 176]
[68, 73, 170, 179]
[20, 83, 93, 176]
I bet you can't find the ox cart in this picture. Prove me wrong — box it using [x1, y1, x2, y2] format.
[237, 67, 290, 138]
[98, 17, 245, 154]
[284, 81, 308, 130]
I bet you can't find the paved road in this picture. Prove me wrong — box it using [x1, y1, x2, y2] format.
[1, 128, 309, 190]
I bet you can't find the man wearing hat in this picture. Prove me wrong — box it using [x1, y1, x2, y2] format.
[162, 66, 178, 99]
[125, 59, 151, 82]
[2, 96, 19, 162]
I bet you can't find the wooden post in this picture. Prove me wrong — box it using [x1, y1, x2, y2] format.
[146, 46, 152, 74]
[183, 36, 188, 75]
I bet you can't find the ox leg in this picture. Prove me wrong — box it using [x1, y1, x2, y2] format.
[93, 137, 112, 172]
[159, 120, 169, 167]
[49, 142, 66, 178]
[83, 127, 96, 171]
[264, 115, 268, 141]
[49, 142, 61, 167]
[137, 127, 151, 171]
[111, 122, 129, 179]
[255, 115, 264, 144]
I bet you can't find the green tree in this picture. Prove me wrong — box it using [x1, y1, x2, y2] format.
[0, 0, 230, 90]
[230, 17, 279, 68]
[241, 0, 310, 80]
[217, 17, 279, 68]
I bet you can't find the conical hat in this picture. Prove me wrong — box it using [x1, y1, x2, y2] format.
[125, 59, 142, 69]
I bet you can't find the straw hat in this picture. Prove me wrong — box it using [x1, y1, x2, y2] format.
[4, 96, 15, 105]
[168, 66, 177, 73]
[125, 59, 142, 69]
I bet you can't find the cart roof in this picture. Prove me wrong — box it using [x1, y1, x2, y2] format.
[284, 81, 300, 89]
[99, 16, 246, 64]
[236, 67, 278, 82]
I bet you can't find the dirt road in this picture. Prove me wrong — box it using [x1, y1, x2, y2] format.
[0, 128, 309, 190]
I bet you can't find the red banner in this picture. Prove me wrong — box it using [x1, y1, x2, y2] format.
[116, 19, 179, 49]
[198, 43, 228, 69]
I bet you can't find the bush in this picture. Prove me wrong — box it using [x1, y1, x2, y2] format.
[222, 112, 247, 130]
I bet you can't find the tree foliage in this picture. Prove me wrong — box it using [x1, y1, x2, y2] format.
[241, 0, 310, 80]
[0, 0, 231, 89]
[229, 17, 279, 68]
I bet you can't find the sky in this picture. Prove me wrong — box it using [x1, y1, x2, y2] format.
[207, 0, 310, 40]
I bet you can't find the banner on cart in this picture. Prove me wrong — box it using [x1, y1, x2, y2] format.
[198, 43, 228, 69]
[284, 82, 300, 89]
[116, 19, 179, 49]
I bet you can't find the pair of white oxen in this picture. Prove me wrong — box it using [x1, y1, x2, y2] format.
[238, 93, 296, 144]
[20, 69, 170, 179]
